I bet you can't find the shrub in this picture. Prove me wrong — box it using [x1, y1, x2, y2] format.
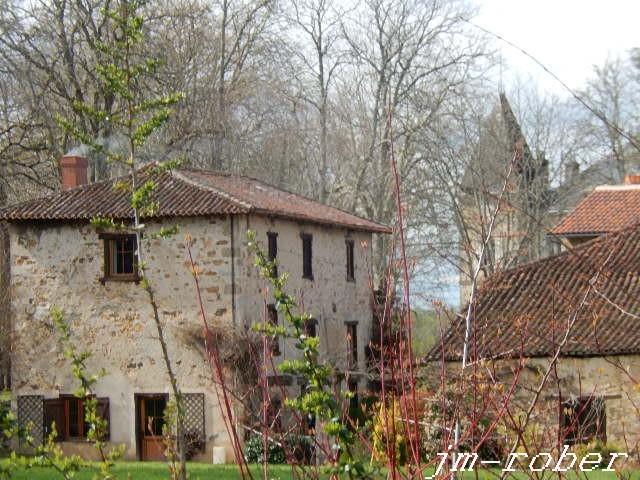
[183, 431, 205, 460]
[0, 396, 10, 454]
[286, 434, 314, 465]
[244, 434, 286, 464]
[575, 440, 624, 469]
[371, 400, 409, 465]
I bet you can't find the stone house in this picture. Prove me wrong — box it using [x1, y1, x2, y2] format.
[432, 218, 640, 457]
[0, 156, 390, 462]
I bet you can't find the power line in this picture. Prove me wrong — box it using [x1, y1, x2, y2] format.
[460, 16, 640, 153]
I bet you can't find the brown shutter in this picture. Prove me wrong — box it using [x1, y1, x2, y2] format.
[96, 398, 110, 441]
[43, 399, 65, 442]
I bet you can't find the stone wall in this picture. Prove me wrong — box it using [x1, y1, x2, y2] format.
[441, 355, 640, 456]
[9, 216, 235, 460]
[0, 221, 9, 390]
[234, 215, 374, 374]
[8, 213, 376, 461]
[526, 355, 640, 453]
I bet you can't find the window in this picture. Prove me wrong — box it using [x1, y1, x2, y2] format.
[143, 396, 166, 436]
[100, 233, 138, 282]
[268, 304, 280, 356]
[267, 232, 278, 277]
[561, 396, 606, 445]
[346, 322, 358, 367]
[43, 396, 110, 441]
[301, 233, 313, 279]
[346, 239, 355, 281]
[348, 379, 360, 423]
[304, 318, 317, 338]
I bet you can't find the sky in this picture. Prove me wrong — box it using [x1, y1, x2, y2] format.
[426, 1, 639, 308]
[474, 0, 639, 96]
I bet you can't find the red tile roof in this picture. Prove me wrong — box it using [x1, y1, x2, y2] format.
[550, 185, 640, 236]
[0, 165, 391, 233]
[430, 223, 640, 361]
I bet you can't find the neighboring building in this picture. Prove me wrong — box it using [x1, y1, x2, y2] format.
[459, 93, 555, 305]
[459, 93, 640, 306]
[550, 175, 640, 247]
[433, 220, 640, 456]
[0, 156, 390, 461]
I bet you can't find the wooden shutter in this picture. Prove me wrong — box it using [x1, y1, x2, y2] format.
[96, 398, 111, 441]
[43, 399, 65, 442]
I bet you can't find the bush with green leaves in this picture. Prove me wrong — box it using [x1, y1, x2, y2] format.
[575, 440, 625, 469]
[244, 434, 286, 464]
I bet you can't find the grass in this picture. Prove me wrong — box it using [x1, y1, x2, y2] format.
[1, 460, 638, 479]
[0, 461, 296, 479]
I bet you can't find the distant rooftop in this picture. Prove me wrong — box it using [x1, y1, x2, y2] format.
[430, 221, 640, 361]
[550, 176, 640, 236]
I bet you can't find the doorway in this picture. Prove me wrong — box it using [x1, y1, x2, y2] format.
[135, 394, 168, 461]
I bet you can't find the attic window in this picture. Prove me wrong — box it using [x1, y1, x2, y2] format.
[346, 239, 355, 281]
[100, 233, 139, 282]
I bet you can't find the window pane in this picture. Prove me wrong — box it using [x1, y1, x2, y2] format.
[145, 397, 166, 436]
[346, 241, 355, 280]
[302, 235, 313, 278]
[347, 324, 358, 365]
[268, 305, 280, 356]
[110, 236, 136, 275]
[68, 398, 80, 437]
[267, 233, 278, 277]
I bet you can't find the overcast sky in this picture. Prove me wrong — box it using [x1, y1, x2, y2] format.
[474, 0, 639, 96]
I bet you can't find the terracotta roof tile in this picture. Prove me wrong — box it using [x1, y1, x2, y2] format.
[430, 223, 640, 361]
[0, 165, 390, 233]
[550, 186, 640, 235]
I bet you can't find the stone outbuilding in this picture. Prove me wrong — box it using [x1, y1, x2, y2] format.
[431, 221, 640, 457]
[0, 156, 390, 462]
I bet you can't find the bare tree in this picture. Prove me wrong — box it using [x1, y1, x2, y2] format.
[335, 0, 486, 279]
[580, 55, 640, 181]
[284, 0, 345, 202]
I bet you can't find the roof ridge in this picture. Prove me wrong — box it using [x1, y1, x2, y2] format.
[178, 167, 391, 231]
[172, 169, 253, 210]
[594, 184, 640, 191]
[481, 223, 639, 288]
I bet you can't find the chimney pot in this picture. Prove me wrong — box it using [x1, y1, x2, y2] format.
[624, 174, 640, 185]
[59, 155, 89, 190]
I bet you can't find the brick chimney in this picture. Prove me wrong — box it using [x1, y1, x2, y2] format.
[624, 174, 640, 185]
[59, 155, 88, 190]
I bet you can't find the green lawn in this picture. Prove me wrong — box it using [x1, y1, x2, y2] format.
[0, 461, 295, 479]
[1, 460, 638, 479]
